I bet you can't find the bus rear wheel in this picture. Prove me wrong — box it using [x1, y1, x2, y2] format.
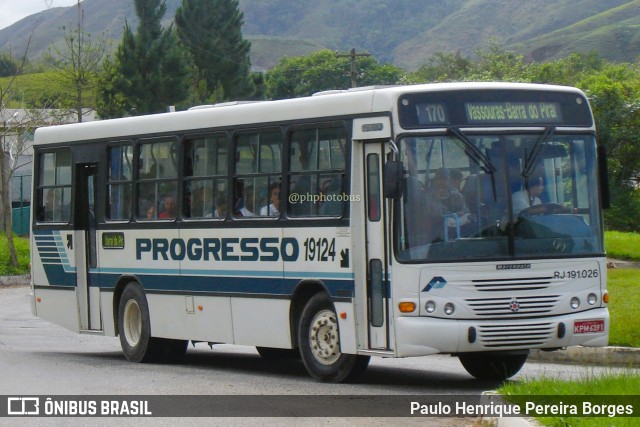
[298, 293, 369, 382]
[458, 352, 528, 380]
[118, 283, 187, 363]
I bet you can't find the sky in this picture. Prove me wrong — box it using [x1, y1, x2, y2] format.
[0, 0, 79, 31]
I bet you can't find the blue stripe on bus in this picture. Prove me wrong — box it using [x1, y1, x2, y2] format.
[89, 272, 354, 297]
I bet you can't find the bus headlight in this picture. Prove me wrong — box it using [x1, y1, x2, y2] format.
[425, 300, 436, 313]
[444, 303, 455, 315]
[570, 297, 580, 309]
[587, 293, 598, 305]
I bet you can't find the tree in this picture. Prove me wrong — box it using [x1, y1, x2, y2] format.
[175, 0, 254, 102]
[0, 31, 38, 268]
[265, 50, 404, 99]
[97, 0, 190, 117]
[45, 1, 108, 123]
[406, 51, 473, 83]
[576, 63, 640, 231]
[0, 53, 19, 77]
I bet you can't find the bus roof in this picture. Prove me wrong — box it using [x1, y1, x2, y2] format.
[33, 82, 586, 146]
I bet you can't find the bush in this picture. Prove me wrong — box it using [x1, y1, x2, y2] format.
[604, 185, 640, 232]
[0, 235, 30, 276]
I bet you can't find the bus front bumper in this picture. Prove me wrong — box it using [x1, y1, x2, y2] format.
[394, 308, 609, 357]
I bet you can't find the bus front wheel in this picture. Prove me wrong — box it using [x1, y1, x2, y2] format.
[458, 352, 528, 380]
[298, 292, 369, 382]
[118, 283, 187, 363]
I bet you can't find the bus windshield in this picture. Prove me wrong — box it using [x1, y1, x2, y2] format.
[395, 130, 603, 262]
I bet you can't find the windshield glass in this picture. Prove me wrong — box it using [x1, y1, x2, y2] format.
[395, 132, 603, 262]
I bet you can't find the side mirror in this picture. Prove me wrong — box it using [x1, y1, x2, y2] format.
[597, 145, 610, 209]
[383, 160, 403, 199]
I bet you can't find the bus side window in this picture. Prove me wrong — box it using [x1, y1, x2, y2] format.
[106, 143, 133, 221]
[183, 134, 228, 219]
[136, 139, 178, 220]
[287, 125, 346, 217]
[36, 150, 72, 223]
[234, 130, 282, 219]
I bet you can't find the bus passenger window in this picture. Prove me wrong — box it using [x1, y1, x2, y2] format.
[36, 150, 71, 223]
[106, 143, 133, 221]
[183, 134, 228, 219]
[287, 125, 347, 217]
[136, 139, 178, 220]
[233, 130, 282, 219]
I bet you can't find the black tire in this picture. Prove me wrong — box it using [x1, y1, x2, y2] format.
[298, 293, 370, 382]
[458, 352, 528, 381]
[117, 283, 187, 363]
[256, 347, 300, 360]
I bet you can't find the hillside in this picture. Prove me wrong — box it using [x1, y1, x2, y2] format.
[0, 0, 639, 71]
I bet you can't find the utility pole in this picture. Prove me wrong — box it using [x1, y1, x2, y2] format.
[336, 48, 371, 88]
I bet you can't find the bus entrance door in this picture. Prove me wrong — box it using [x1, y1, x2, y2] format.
[364, 143, 390, 350]
[74, 164, 101, 331]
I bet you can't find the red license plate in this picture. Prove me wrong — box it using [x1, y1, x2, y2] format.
[573, 319, 605, 334]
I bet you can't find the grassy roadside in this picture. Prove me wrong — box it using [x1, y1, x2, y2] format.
[0, 235, 30, 276]
[608, 269, 640, 347]
[498, 373, 640, 427]
[605, 231, 640, 262]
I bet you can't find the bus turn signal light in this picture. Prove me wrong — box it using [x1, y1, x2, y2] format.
[602, 292, 609, 304]
[399, 302, 416, 313]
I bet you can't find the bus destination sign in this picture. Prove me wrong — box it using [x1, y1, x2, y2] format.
[465, 102, 563, 124]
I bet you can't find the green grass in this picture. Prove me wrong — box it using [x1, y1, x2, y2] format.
[605, 231, 640, 261]
[0, 235, 30, 276]
[608, 269, 640, 347]
[0, 71, 77, 108]
[498, 373, 640, 427]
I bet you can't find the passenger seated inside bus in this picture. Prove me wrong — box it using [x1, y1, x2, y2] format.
[145, 205, 156, 220]
[213, 195, 228, 218]
[319, 177, 343, 216]
[235, 185, 255, 217]
[427, 168, 473, 234]
[260, 182, 281, 216]
[159, 195, 177, 219]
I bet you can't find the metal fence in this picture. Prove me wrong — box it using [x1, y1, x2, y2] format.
[11, 174, 31, 236]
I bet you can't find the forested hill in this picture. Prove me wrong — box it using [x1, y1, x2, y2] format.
[1, 0, 639, 70]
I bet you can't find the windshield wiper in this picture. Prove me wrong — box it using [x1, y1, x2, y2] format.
[448, 127, 496, 174]
[522, 126, 555, 179]
[448, 127, 498, 201]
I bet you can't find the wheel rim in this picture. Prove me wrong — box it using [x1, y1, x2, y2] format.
[308, 309, 340, 365]
[123, 299, 142, 346]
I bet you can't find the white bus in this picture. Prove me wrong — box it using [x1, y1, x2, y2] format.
[30, 83, 609, 382]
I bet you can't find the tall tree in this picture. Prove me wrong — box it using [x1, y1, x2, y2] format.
[45, 1, 107, 123]
[175, 0, 254, 102]
[98, 0, 190, 117]
[265, 50, 404, 99]
[0, 30, 39, 269]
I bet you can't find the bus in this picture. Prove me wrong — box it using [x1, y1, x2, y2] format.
[30, 82, 609, 382]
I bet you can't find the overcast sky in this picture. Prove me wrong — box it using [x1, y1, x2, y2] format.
[0, 0, 79, 31]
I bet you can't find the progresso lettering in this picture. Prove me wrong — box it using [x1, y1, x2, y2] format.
[136, 237, 299, 262]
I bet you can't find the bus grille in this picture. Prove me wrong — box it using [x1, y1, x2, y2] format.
[470, 276, 554, 292]
[477, 322, 555, 348]
[465, 295, 560, 317]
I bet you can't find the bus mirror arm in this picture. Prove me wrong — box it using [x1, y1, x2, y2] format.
[384, 140, 403, 199]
